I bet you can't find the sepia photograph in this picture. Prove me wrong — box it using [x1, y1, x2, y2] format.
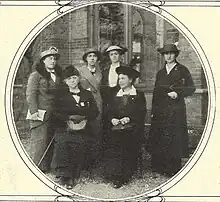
[11, 2, 209, 199]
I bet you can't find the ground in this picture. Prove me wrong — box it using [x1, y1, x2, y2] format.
[20, 134, 181, 200]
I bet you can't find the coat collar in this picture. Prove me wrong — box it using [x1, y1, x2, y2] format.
[36, 63, 62, 80]
[79, 65, 102, 90]
[116, 85, 137, 97]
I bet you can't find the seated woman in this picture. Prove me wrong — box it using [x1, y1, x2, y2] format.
[103, 65, 146, 188]
[53, 65, 99, 189]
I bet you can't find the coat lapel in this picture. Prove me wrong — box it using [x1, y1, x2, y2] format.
[79, 65, 102, 90]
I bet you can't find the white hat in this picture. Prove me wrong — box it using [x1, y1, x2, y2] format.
[40, 46, 60, 60]
[105, 45, 128, 55]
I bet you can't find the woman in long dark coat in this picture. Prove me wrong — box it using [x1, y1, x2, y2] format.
[148, 44, 196, 177]
[26, 46, 62, 173]
[53, 65, 98, 189]
[104, 65, 146, 188]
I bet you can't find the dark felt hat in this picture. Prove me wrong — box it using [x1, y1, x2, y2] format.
[157, 44, 180, 55]
[116, 65, 140, 79]
[82, 47, 101, 62]
[63, 65, 80, 79]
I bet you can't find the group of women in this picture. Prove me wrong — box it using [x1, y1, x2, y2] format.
[26, 43, 195, 189]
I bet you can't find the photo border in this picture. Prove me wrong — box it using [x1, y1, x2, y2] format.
[2, 1, 217, 201]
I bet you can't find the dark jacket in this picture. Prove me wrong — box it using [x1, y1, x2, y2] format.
[54, 85, 99, 130]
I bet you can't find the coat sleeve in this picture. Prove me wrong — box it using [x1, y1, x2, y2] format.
[129, 91, 146, 125]
[53, 93, 69, 122]
[171, 66, 196, 98]
[26, 72, 40, 114]
[151, 72, 160, 116]
[86, 91, 99, 121]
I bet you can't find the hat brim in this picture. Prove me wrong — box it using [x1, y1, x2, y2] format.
[116, 66, 140, 79]
[157, 47, 180, 55]
[82, 51, 101, 62]
[40, 53, 60, 61]
[104, 47, 128, 55]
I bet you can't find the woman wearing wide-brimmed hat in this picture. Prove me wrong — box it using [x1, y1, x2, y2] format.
[26, 46, 62, 173]
[103, 65, 146, 188]
[52, 65, 98, 189]
[77, 47, 103, 166]
[148, 44, 196, 177]
[102, 45, 127, 89]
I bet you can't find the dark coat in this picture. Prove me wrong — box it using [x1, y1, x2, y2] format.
[148, 62, 195, 163]
[104, 86, 146, 181]
[101, 62, 125, 88]
[52, 86, 99, 176]
[54, 85, 99, 134]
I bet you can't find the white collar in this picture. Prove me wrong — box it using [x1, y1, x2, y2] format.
[87, 66, 96, 73]
[46, 68, 55, 73]
[165, 63, 177, 74]
[116, 85, 137, 97]
[110, 62, 120, 68]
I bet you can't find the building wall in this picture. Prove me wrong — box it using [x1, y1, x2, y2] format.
[15, 5, 208, 129]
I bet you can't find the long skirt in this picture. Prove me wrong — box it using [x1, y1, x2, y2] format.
[103, 128, 140, 183]
[53, 128, 93, 179]
[29, 118, 54, 172]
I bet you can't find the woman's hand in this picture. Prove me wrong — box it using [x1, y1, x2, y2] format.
[30, 112, 39, 120]
[111, 118, 120, 126]
[120, 117, 130, 125]
[168, 91, 178, 99]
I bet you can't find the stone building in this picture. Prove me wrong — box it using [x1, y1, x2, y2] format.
[14, 4, 208, 140]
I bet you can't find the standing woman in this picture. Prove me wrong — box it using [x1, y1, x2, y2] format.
[148, 44, 196, 177]
[77, 48, 103, 164]
[53, 65, 98, 189]
[102, 45, 127, 90]
[26, 46, 62, 173]
[104, 65, 146, 188]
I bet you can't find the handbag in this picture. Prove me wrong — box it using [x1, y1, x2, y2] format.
[66, 115, 87, 131]
[112, 123, 133, 131]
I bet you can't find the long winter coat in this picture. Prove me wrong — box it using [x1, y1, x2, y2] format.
[26, 63, 62, 169]
[104, 86, 146, 182]
[148, 62, 195, 174]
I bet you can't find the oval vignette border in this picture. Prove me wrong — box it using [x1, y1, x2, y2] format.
[4, 1, 216, 201]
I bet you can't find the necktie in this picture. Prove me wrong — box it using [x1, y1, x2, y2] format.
[71, 92, 80, 96]
[50, 71, 56, 82]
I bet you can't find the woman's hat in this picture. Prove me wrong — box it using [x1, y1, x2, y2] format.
[116, 65, 140, 79]
[130, 56, 142, 66]
[104, 45, 128, 55]
[40, 46, 60, 60]
[157, 44, 180, 55]
[63, 65, 80, 80]
[82, 47, 101, 62]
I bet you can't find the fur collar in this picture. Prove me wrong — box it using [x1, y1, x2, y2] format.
[35, 63, 62, 80]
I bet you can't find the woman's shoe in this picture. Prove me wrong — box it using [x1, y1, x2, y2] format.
[112, 180, 123, 189]
[65, 178, 75, 190]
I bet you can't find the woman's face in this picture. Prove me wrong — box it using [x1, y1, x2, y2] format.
[64, 75, 79, 89]
[109, 50, 120, 63]
[43, 55, 57, 69]
[118, 74, 132, 89]
[164, 52, 176, 64]
[86, 53, 98, 66]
